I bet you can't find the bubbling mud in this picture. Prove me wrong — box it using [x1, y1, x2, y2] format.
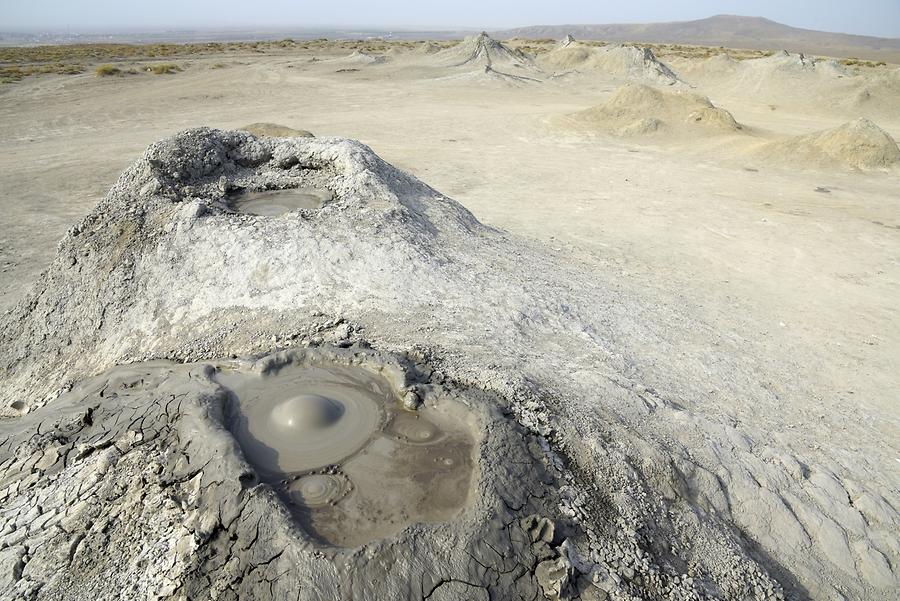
[217, 361, 476, 547]
[230, 187, 333, 216]
[386, 410, 445, 444]
[285, 473, 351, 507]
[221, 365, 383, 474]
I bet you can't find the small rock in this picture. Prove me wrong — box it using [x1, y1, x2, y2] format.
[0, 545, 25, 589]
[535, 556, 572, 601]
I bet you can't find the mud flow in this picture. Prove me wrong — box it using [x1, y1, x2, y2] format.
[229, 187, 333, 216]
[217, 363, 475, 547]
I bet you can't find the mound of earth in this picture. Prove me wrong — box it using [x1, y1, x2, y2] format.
[336, 50, 387, 65]
[540, 44, 681, 85]
[565, 83, 742, 136]
[759, 118, 900, 170]
[750, 50, 848, 77]
[837, 68, 900, 119]
[677, 50, 853, 103]
[238, 123, 315, 138]
[0, 129, 896, 600]
[433, 32, 535, 71]
[414, 41, 443, 55]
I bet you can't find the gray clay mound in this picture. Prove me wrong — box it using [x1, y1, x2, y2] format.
[433, 32, 536, 71]
[539, 44, 681, 85]
[238, 123, 315, 138]
[0, 128, 897, 600]
[429, 33, 541, 84]
[565, 83, 742, 137]
[759, 117, 900, 170]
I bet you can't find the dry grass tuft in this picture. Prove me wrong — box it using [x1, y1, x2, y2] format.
[95, 64, 121, 77]
[0, 63, 83, 83]
[147, 63, 181, 75]
[840, 57, 888, 68]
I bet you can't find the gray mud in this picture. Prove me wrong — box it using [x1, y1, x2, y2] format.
[229, 187, 333, 215]
[218, 359, 476, 547]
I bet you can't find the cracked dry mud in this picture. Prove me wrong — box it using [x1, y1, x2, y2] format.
[0, 129, 896, 600]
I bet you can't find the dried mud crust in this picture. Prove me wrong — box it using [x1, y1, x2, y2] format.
[0, 345, 613, 601]
[0, 128, 895, 600]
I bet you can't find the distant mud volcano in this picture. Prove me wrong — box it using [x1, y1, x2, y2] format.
[683, 50, 849, 84]
[540, 40, 681, 85]
[220, 355, 475, 546]
[431, 32, 541, 84]
[758, 117, 900, 170]
[338, 50, 388, 65]
[436, 31, 533, 70]
[563, 83, 742, 136]
[751, 50, 848, 78]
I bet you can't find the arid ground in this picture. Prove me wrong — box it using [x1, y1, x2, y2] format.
[2, 39, 897, 422]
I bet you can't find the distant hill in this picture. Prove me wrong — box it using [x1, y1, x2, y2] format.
[494, 15, 900, 63]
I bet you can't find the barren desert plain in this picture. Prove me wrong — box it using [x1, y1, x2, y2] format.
[0, 32, 898, 601]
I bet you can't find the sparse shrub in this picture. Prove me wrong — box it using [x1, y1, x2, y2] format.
[1, 63, 84, 83]
[0, 66, 24, 83]
[148, 63, 181, 75]
[56, 64, 83, 74]
[95, 64, 121, 76]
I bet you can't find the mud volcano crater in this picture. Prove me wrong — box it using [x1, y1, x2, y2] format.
[217, 353, 476, 547]
[227, 187, 334, 216]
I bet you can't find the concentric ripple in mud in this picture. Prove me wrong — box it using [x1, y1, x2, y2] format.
[220, 365, 383, 474]
[285, 473, 351, 507]
[386, 411, 444, 444]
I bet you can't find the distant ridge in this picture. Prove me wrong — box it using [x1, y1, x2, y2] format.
[494, 15, 900, 63]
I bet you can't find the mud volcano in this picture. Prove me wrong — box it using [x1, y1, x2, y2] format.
[218, 359, 475, 547]
[3, 128, 874, 600]
[229, 187, 333, 216]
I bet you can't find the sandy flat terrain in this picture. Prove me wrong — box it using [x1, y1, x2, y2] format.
[0, 38, 898, 599]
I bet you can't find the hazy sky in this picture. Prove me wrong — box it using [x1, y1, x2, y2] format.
[3, 0, 900, 38]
